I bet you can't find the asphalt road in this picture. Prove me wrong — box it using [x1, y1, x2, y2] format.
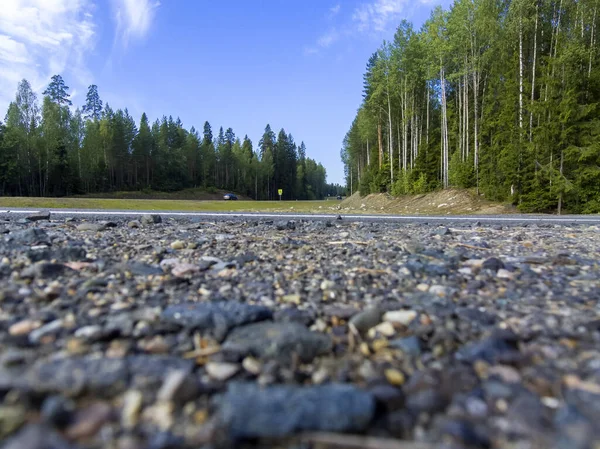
[1, 207, 600, 225]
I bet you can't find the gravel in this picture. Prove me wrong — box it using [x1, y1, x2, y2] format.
[0, 214, 600, 448]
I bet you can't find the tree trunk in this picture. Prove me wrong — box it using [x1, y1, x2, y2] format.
[530, 3, 538, 142]
[378, 121, 383, 169]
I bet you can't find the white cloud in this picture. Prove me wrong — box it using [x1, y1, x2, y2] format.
[0, 0, 95, 113]
[317, 29, 340, 48]
[353, 0, 410, 33]
[329, 4, 341, 16]
[111, 0, 160, 47]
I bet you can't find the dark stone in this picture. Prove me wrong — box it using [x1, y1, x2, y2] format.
[482, 257, 505, 271]
[161, 302, 272, 341]
[21, 262, 71, 279]
[26, 212, 51, 222]
[456, 329, 521, 364]
[27, 246, 87, 263]
[41, 395, 75, 429]
[216, 383, 375, 439]
[368, 383, 405, 412]
[6, 228, 50, 246]
[223, 322, 331, 363]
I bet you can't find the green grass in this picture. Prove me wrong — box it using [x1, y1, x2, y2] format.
[0, 197, 329, 212]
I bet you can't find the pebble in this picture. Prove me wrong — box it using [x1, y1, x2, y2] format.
[206, 362, 240, 381]
[76, 223, 106, 232]
[349, 307, 382, 334]
[383, 310, 417, 326]
[9, 319, 42, 336]
[223, 321, 331, 363]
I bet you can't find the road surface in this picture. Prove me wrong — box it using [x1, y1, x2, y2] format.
[1, 207, 600, 225]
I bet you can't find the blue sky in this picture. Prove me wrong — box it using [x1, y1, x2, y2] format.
[0, 0, 450, 185]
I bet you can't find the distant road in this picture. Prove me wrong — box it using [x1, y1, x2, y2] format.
[1, 208, 600, 225]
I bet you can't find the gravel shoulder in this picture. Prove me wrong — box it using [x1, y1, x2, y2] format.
[1, 212, 599, 449]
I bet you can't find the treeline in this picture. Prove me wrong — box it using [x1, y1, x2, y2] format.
[342, 0, 600, 213]
[0, 76, 339, 200]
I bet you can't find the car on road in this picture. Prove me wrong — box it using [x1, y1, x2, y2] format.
[223, 193, 238, 200]
[337, 195, 343, 200]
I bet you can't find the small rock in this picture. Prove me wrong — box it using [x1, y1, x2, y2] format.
[383, 310, 417, 326]
[215, 383, 375, 439]
[482, 257, 505, 271]
[349, 308, 382, 335]
[76, 223, 106, 232]
[9, 319, 42, 336]
[0, 405, 27, 439]
[65, 402, 113, 440]
[21, 262, 71, 279]
[156, 370, 198, 403]
[127, 220, 141, 229]
[206, 362, 240, 381]
[161, 302, 272, 341]
[29, 319, 64, 344]
[223, 322, 331, 364]
[26, 211, 51, 222]
[170, 240, 185, 250]
[41, 396, 75, 429]
[7, 228, 50, 245]
[171, 263, 200, 277]
[141, 214, 162, 225]
[121, 390, 143, 429]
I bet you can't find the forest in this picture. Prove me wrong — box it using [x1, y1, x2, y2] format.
[0, 76, 340, 200]
[341, 0, 600, 213]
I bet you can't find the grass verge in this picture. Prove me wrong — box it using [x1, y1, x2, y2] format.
[0, 197, 330, 212]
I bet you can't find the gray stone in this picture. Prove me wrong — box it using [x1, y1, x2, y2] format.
[6, 228, 50, 245]
[349, 307, 382, 335]
[127, 220, 141, 228]
[76, 223, 106, 232]
[29, 319, 64, 344]
[161, 302, 272, 341]
[223, 322, 331, 363]
[141, 214, 162, 225]
[216, 383, 375, 439]
[26, 211, 51, 222]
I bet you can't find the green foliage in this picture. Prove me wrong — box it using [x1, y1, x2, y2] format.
[341, 0, 600, 214]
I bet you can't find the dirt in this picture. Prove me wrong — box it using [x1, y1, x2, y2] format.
[336, 189, 516, 215]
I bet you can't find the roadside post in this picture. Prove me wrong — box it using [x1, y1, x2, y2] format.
[278, 189, 283, 201]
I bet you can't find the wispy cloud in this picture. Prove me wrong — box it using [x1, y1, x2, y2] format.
[329, 4, 341, 17]
[0, 0, 96, 112]
[112, 0, 160, 47]
[353, 0, 410, 33]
